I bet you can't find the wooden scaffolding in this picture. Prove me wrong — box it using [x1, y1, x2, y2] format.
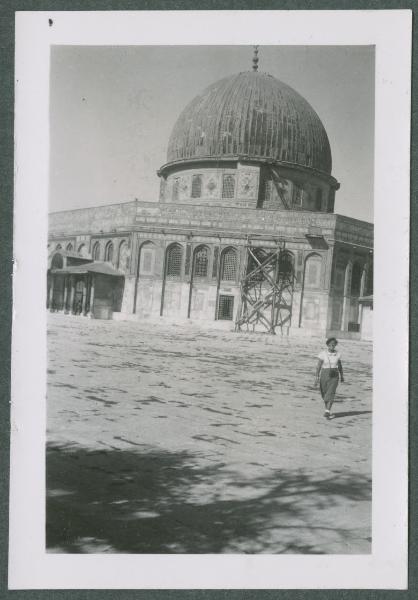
[235, 241, 294, 334]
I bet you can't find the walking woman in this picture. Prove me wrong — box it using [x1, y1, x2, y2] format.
[314, 337, 344, 419]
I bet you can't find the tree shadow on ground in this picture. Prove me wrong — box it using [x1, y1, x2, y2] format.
[46, 443, 371, 554]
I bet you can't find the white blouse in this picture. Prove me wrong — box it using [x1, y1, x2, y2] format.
[318, 350, 341, 369]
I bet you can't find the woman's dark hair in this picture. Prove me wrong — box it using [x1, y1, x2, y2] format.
[326, 337, 338, 346]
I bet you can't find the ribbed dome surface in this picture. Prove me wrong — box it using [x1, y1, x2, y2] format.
[167, 71, 332, 174]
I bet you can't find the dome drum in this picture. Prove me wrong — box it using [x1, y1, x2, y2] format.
[158, 158, 338, 213]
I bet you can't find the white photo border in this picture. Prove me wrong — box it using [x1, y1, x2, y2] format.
[10, 9, 411, 590]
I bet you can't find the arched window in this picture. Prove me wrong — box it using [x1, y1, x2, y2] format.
[51, 253, 63, 269]
[278, 251, 294, 281]
[351, 262, 362, 296]
[304, 254, 322, 289]
[78, 243, 88, 257]
[117, 240, 129, 271]
[193, 246, 209, 278]
[220, 248, 237, 281]
[166, 244, 183, 278]
[66, 242, 73, 252]
[55, 244, 62, 251]
[222, 174, 235, 199]
[138, 241, 155, 275]
[105, 242, 114, 263]
[92, 242, 100, 261]
[191, 174, 202, 198]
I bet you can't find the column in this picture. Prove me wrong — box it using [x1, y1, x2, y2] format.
[88, 275, 95, 318]
[360, 265, 367, 298]
[81, 278, 88, 315]
[48, 275, 54, 311]
[63, 278, 68, 313]
[69, 276, 75, 315]
[340, 262, 352, 331]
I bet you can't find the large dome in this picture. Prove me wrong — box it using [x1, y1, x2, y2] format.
[166, 71, 332, 175]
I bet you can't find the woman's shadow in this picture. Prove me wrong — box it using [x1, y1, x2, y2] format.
[332, 410, 372, 419]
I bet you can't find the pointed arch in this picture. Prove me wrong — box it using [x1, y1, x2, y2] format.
[105, 241, 114, 263]
[193, 245, 209, 278]
[220, 247, 238, 281]
[138, 241, 156, 275]
[117, 240, 129, 271]
[166, 243, 183, 278]
[92, 241, 101, 261]
[51, 253, 64, 269]
[304, 252, 323, 289]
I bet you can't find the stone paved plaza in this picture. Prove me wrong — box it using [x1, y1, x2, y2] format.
[46, 314, 372, 554]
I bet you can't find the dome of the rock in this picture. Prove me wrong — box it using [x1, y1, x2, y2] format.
[165, 71, 332, 174]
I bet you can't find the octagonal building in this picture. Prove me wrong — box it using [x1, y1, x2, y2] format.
[48, 61, 373, 337]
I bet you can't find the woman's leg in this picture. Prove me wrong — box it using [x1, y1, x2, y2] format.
[325, 378, 339, 414]
[320, 371, 330, 414]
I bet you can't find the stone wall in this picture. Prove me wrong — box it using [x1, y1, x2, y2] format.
[49, 201, 138, 236]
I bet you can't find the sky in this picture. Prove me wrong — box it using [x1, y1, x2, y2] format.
[49, 45, 374, 222]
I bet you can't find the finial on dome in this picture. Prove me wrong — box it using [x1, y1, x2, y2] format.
[252, 46, 259, 72]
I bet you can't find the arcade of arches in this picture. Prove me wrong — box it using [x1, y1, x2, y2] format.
[47, 215, 373, 338]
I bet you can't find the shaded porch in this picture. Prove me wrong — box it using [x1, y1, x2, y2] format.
[48, 262, 125, 319]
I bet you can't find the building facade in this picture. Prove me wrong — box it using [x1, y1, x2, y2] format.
[48, 67, 373, 337]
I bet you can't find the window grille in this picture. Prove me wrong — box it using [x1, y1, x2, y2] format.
[105, 242, 114, 263]
[191, 174, 202, 198]
[264, 179, 273, 202]
[92, 242, 100, 261]
[217, 295, 234, 320]
[221, 249, 237, 281]
[193, 247, 208, 277]
[222, 174, 235, 198]
[295, 187, 303, 206]
[172, 178, 179, 201]
[166, 245, 183, 277]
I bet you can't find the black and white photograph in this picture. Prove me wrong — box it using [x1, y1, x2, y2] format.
[45, 42, 375, 555]
[9, 10, 410, 590]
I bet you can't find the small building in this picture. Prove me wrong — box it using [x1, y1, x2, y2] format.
[48, 254, 124, 319]
[48, 57, 373, 338]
